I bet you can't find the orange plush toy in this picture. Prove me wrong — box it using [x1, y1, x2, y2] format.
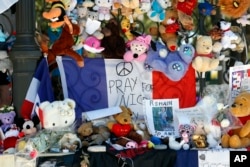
[41, 1, 84, 67]
[218, 0, 250, 19]
[221, 92, 250, 149]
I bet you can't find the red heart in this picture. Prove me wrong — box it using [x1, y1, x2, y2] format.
[112, 124, 131, 137]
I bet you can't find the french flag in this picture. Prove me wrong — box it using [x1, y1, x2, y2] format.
[56, 56, 196, 120]
[20, 57, 54, 120]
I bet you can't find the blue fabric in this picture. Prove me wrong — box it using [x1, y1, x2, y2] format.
[60, 57, 108, 120]
[174, 150, 198, 167]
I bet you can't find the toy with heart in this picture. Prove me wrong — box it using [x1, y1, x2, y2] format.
[221, 92, 250, 149]
[145, 40, 195, 81]
[35, 98, 76, 130]
[123, 34, 152, 62]
[107, 106, 143, 145]
[41, 1, 84, 67]
[217, 0, 250, 19]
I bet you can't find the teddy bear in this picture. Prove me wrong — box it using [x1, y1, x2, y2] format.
[77, 121, 110, 147]
[123, 34, 152, 62]
[147, 0, 172, 22]
[41, 1, 84, 67]
[58, 132, 82, 152]
[101, 19, 126, 59]
[0, 105, 16, 133]
[107, 106, 143, 145]
[218, 19, 239, 50]
[217, 0, 250, 19]
[155, 8, 179, 52]
[192, 35, 222, 73]
[221, 91, 250, 149]
[93, 0, 113, 21]
[35, 98, 76, 129]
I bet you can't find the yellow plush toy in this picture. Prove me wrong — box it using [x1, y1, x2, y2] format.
[107, 106, 142, 144]
[192, 35, 221, 73]
[221, 92, 250, 149]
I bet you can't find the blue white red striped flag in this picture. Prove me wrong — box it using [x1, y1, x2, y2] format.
[20, 57, 54, 120]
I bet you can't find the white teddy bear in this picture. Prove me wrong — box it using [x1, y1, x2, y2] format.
[219, 20, 239, 50]
[36, 98, 76, 130]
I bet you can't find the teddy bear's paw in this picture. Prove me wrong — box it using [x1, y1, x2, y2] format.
[240, 137, 250, 148]
[229, 135, 242, 149]
[209, 59, 220, 70]
[192, 56, 203, 71]
[221, 134, 230, 148]
[239, 121, 250, 138]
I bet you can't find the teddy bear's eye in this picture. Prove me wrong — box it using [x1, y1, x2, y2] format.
[52, 123, 55, 126]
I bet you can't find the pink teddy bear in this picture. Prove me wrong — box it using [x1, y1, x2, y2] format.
[123, 35, 152, 62]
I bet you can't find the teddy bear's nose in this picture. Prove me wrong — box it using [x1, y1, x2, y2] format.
[124, 119, 128, 122]
[232, 104, 236, 108]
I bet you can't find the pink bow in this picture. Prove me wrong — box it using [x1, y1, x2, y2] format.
[136, 35, 152, 46]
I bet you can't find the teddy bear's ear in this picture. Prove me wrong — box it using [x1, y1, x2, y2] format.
[39, 101, 50, 111]
[64, 98, 76, 109]
[196, 35, 202, 40]
[10, 111, 16, 117]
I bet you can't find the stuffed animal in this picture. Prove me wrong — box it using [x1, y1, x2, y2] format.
[107, 106, 143, 144]
[158, 8, 179, 51]
[221, 92, 250, 149]
[218, 19, 239, 50]
[147, 0, 172, 22]
[93, 0, 113, 21]
[144, 41, 195, 81]
[101, 19, 126, 59]
[198, 0, 216, 16]
[77, 121, 110, 146]
[84, 11, 104, 40]
[192, 35, 221, 73]
[0, 50, 13, 74]
[0, 105, 16, 133]
[133, 0, 151, 20]
[120, 17, 135, 41]
[58, 132, 82, 152]
[41, 1, 84, 67]
[83, 36, 104, 58]
[217, 0, 250, 19]
[236, 14, 250, 27]
[35, 98, 76, 130]
[123, 35, 152, 62]
[173, 0, 197, 31]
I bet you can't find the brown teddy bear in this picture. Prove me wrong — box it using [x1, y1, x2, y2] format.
[158, 8, 179, 52]
[221, 92, 250, 149]
[101, 19, 126, 59]
[217, 0, 250, 19]
[77, 121, 110, 146]
[107, 106, 142, 144]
